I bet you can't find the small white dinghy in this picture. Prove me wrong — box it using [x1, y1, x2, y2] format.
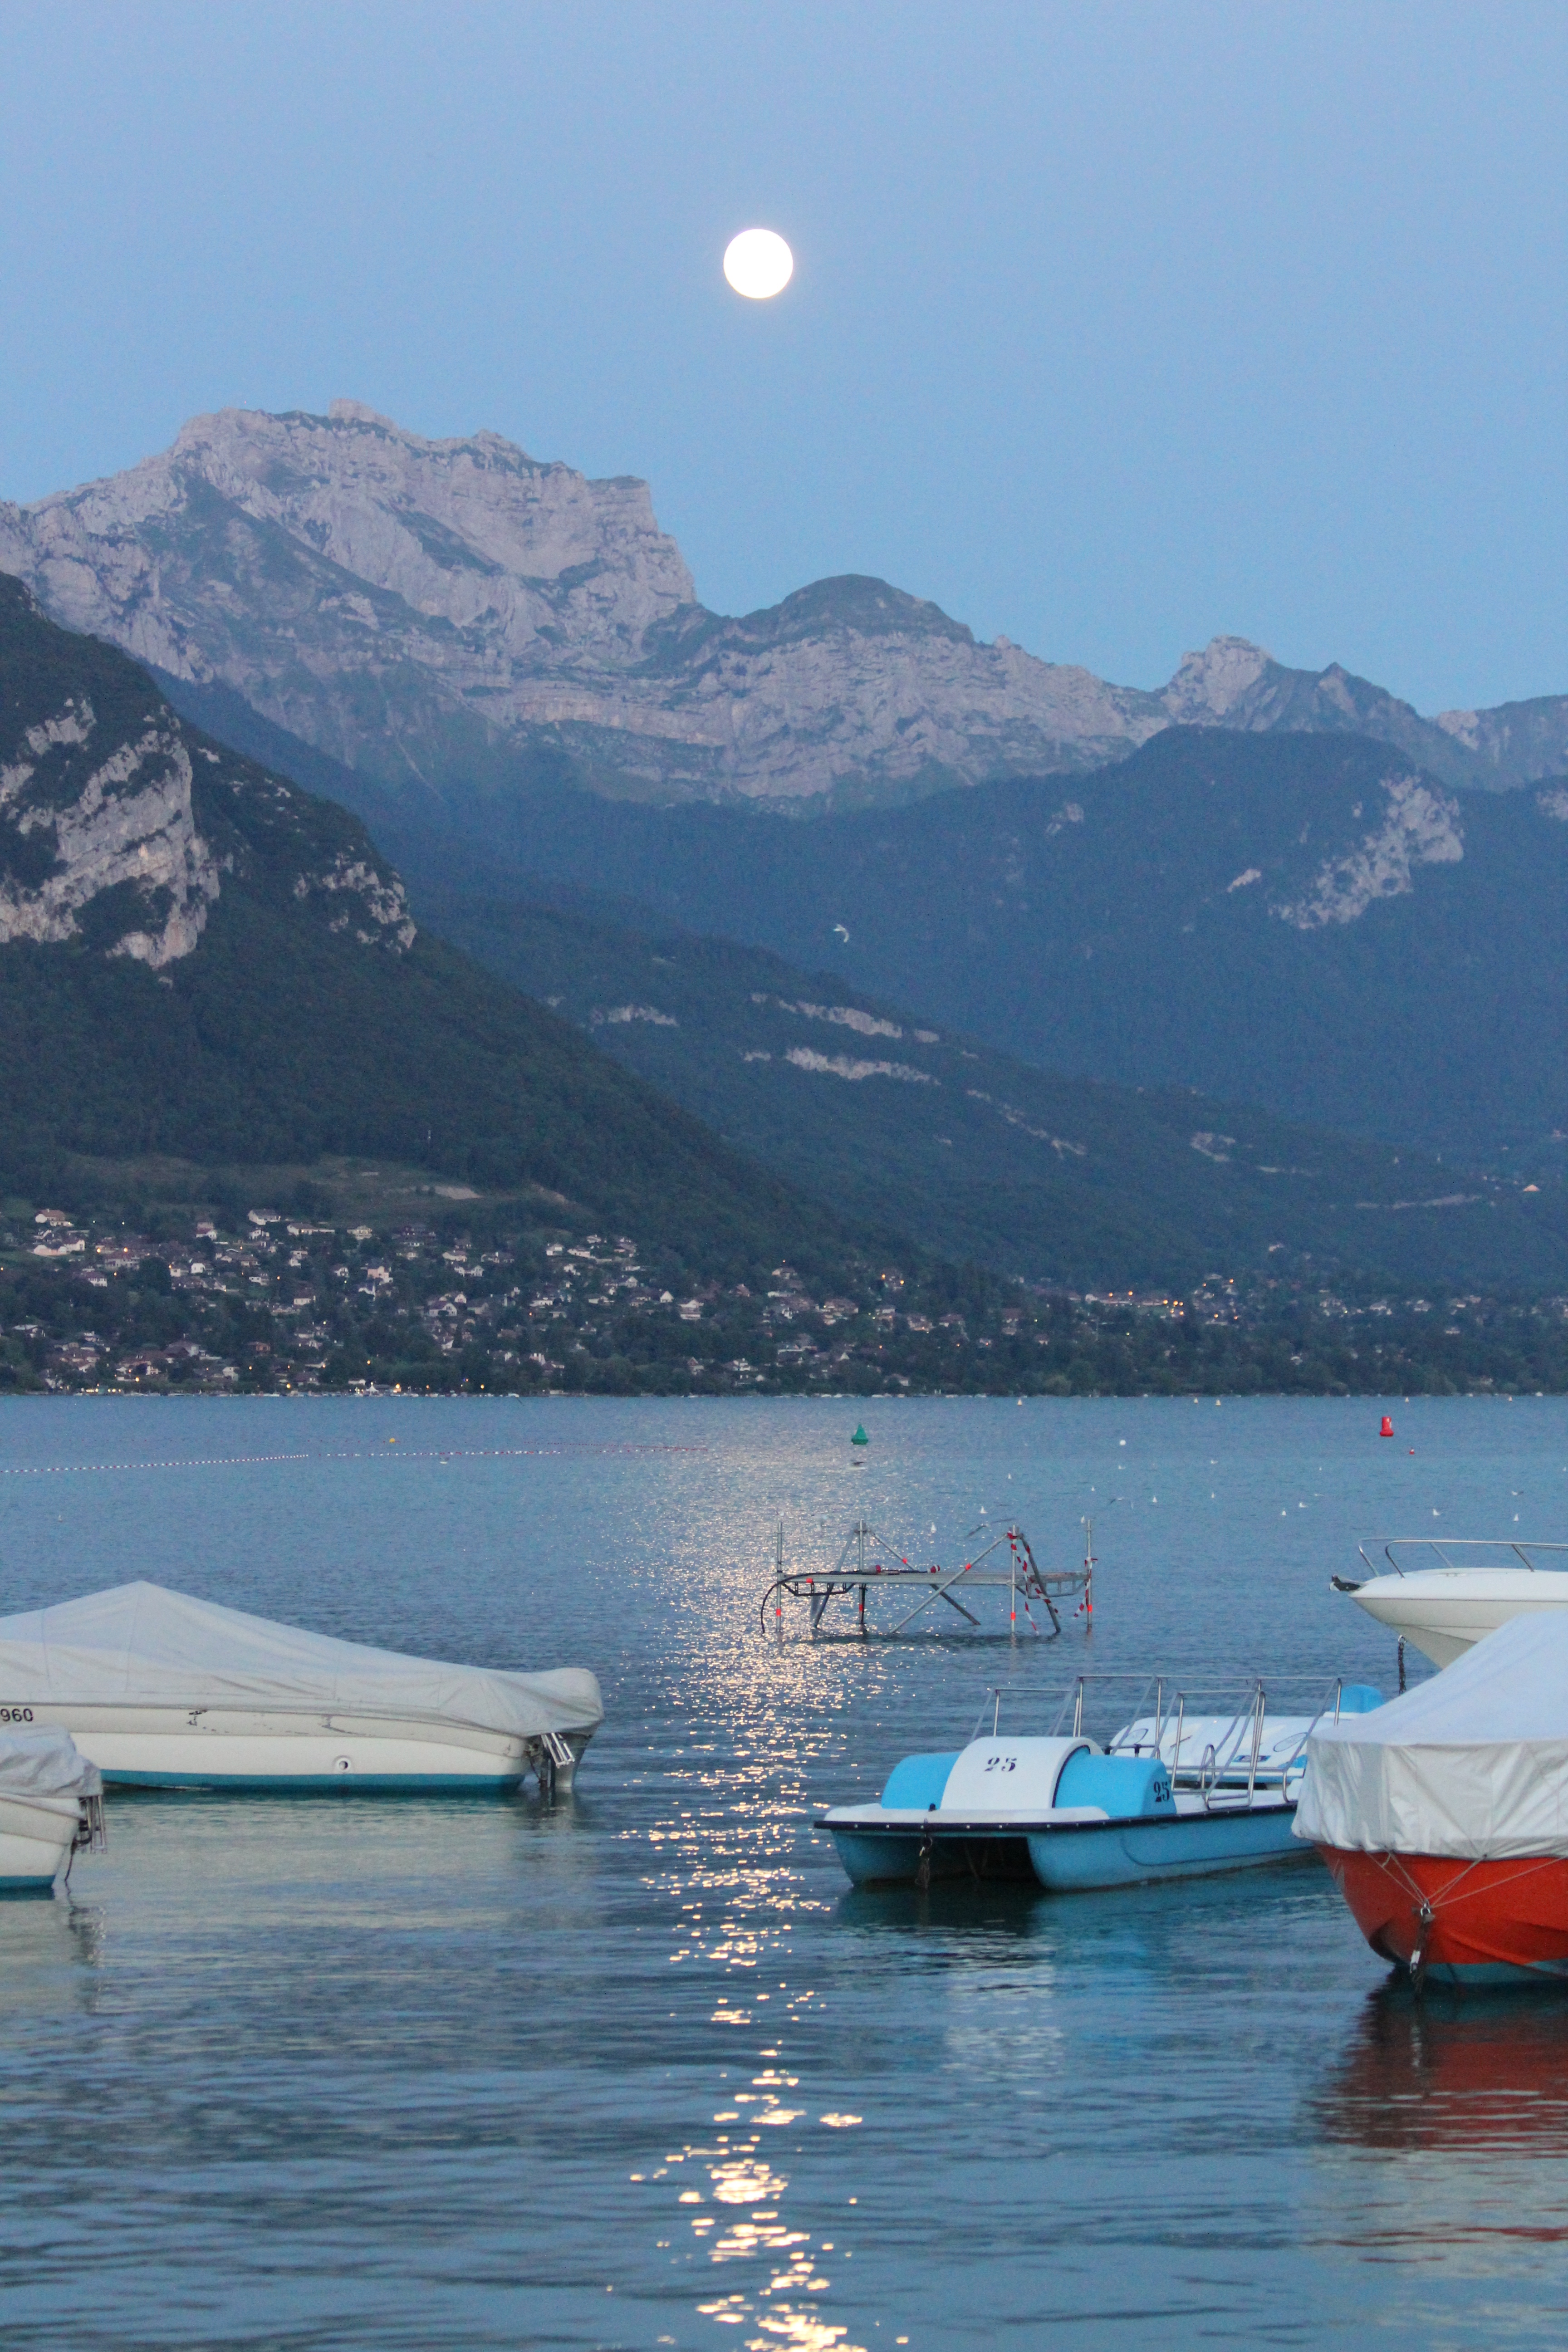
[0, 1725, 105, 1894]
[0, 1583, 603, 1793]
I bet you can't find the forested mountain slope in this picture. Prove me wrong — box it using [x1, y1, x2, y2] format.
[147, 662, 1568, 1203]
[417, 894, 1568, 1295]
[343, 730, 1568, 1170]
[0, 575, 909, 1295]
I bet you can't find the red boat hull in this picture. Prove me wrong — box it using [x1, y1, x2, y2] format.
[1319, 1846, 1568, 1984]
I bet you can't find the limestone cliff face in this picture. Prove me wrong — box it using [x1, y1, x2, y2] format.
[4, 400, 694, 677]
[0, 698, 221, 965]
[626, 579, 1167, 802]
[1, 403, 1562, 811]
[1269, 773, 1464, 929]
[0, 574, 414, 965]
[1434, 693, 1568, 785]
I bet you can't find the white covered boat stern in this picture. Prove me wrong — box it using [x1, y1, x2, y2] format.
[0, 1725, 105, 1894]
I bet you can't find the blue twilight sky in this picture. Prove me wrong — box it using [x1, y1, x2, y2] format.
[1, 2, 1563, 711]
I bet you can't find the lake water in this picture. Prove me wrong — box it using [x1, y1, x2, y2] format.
[1, 1392, 1566, 2351]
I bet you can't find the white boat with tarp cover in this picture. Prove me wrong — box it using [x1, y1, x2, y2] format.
[819, 1675, 1383, 1891]
[1299, 1612, 1568, 1985]
[0, 1582, 603, 1793]
[0, 1725, 105, 1892]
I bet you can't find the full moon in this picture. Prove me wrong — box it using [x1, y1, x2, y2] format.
[723, 228, 794, 301]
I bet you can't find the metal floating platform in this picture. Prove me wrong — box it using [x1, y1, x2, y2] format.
[760, 1517, 1094, 1640]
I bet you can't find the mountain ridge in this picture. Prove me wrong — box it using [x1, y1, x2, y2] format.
[7, 575, 1566, 1405]
[3, 402, 1563, 820]
[320, 730, 1568, 1172]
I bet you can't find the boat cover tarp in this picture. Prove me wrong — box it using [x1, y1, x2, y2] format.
[0, 1725, 101, 1798]
[0, 1583, 603, 1742]
[1296, 1613, 1568, 1859]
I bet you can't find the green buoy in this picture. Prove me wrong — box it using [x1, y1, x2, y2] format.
[850, 1423, 869, 1462]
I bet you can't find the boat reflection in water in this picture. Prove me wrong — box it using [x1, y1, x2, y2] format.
[1317, 1987, 1568, 2159]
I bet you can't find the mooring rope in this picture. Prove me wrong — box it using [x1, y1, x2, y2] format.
[1377, 1845, 1562, 1918]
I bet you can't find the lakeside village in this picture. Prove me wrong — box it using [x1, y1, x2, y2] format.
[0, 1202, 1564, 1398]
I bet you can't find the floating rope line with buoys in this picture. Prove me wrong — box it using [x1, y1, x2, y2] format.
[0, 1453, 314, 1476]
[0, 1442, 706, 1479]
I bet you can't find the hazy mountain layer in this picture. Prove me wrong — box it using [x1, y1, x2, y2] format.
[419, 895, 1568, 1295]
[122, 647, 1568, 1293]
[294, 728, 1567, 1174]
[3, 404, 1562, 819]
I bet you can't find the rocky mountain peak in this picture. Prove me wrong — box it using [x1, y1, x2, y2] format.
[1, 403, 696, 696]
[1161, 636, 1276, 721]
[327, 397, 399, 426]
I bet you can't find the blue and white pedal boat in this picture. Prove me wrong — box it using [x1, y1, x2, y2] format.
[820, 1681, 1383, 1892]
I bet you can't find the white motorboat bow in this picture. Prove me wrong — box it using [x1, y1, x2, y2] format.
[0, 1725, 105, 1893]
[0, 1582, 603, 1793]
[1334, 1540, 1568, 1669]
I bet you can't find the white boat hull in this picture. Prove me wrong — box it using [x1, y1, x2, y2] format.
[10, 1705, 590, 1792]
[0, 1791, 84, 1893]
[1352, 1570, 1568, 1668]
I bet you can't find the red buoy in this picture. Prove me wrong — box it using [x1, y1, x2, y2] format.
[1379, 1416, 1394, 1438]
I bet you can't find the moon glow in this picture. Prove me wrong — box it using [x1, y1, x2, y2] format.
[723, 228, 794, 300]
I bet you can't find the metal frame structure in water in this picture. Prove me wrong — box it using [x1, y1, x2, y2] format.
[760, 1518, 1093, 1640]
